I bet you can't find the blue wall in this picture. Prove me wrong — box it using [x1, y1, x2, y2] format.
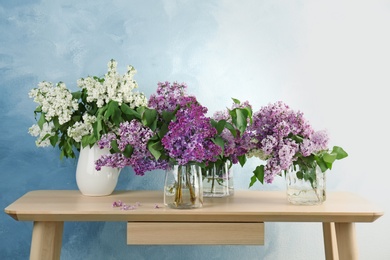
[1, 1, 390, 259]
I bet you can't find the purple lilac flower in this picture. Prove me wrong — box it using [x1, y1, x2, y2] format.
[161, 100, 221, 165]
[212, 100, 253, 164]
[97, 132, 117, 149]
[96, 120, 168, 175]
[148, 81, 189, 113]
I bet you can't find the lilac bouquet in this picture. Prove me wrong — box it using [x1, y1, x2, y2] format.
[211, 99, 253, 167]
[28, 59, 147, 159]
[147, 81, 222, 166]
[247, 101, 348, 187]
[96, 81, 227, 207]
[95, 81, 223, 175]
[200, 99, 253, 196]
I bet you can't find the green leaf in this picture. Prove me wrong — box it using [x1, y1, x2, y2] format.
[136, 106, 145, 116]
[237, 155, 247, 167]
[231, 97, 241, 104]
[315, 156, 328, 172]
[71, 91, 82, 100]
[87, 135, 97, 146]
[323, 152, 337, 169]
[332, 146, 348, 160]
[162, 110, 175, 122]
[230, 108, 249, 134]
[121, 103, 141, 119]
[110, 140, 121, 154]
[81, 135, 89, 148]
[37, 113, 46, 129]
[63, 140, 73, 158]
[290, 134, 304, 144]
[104, 101, 122, 127]
[249, 175, 257, 188]
[34, 106, 42, 113]
[142, 108, 158, 130]
[253, 165, 265, 184]
[158, 122, 169, 138]
[224, 122, 237, 138]
[147, 139, 162, 160]
[212, 136, 225, 155]
[211, 119, 227, 135]
[71, 115, 81, 123]
[123, 144, 134, 158]
[246, 106, 253, 124]
[296, 171, 303, 179]
[112, 107, 122, 127]
[95, 118, 103, 137]
[49, 135, 59, 147]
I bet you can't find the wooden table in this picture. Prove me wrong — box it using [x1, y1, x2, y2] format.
[4, 190, 383, 260]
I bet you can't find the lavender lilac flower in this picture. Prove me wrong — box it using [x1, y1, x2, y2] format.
[248, 101, 329, 183]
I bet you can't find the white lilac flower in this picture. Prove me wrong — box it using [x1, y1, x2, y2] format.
[28, 122, 55, 147]
[78, 60, 147, 108]
[29, 81, 78, 125]
[67, 114, 97, 143]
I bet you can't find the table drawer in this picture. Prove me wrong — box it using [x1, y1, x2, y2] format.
[127, 222, 264, 245]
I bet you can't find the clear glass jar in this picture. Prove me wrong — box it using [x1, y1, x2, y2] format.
[285, 165, 326, 205]
[164, 163, 203, 209]
[202, 162, 234, 197]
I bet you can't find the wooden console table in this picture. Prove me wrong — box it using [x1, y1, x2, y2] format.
[4, 190, 383, 260]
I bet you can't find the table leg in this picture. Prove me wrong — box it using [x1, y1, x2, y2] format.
[334, 222, 358, 260]
[323, 222, 339, 260]
[30, 221, 64, 260]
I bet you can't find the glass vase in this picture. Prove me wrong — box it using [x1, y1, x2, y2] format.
[202, 162, 234, 197]
[285, 165, 326, 205]
[164, 163, 203, 209]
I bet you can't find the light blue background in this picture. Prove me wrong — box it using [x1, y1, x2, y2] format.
[1, 0, 389, 259]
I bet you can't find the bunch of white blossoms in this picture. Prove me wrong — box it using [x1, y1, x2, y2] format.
[28, 81, 79, 125]
[67, 114, 97, 143]
[29, 81, 79, 147]
[77, 59, 147, 108]
[28, 122, 56, 147]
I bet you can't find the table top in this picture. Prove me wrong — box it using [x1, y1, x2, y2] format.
[4, 190, 383, 223]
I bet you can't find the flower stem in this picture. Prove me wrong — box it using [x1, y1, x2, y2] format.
[173, 164, 198, 207]
[186, 165, 197, 204]
[174, 165, 183, 207]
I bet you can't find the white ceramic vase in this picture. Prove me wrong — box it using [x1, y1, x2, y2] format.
[76, 144, 120, 196]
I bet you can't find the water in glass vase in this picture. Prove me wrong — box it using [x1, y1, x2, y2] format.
[164, 163, 203, 209]
[286, 166, 326, 205]
[202, 162, 234, 197]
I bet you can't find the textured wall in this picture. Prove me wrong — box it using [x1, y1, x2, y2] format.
[1, 0, 389, 259]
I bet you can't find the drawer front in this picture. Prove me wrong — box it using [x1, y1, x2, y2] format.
[127, 222, 264, 245]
